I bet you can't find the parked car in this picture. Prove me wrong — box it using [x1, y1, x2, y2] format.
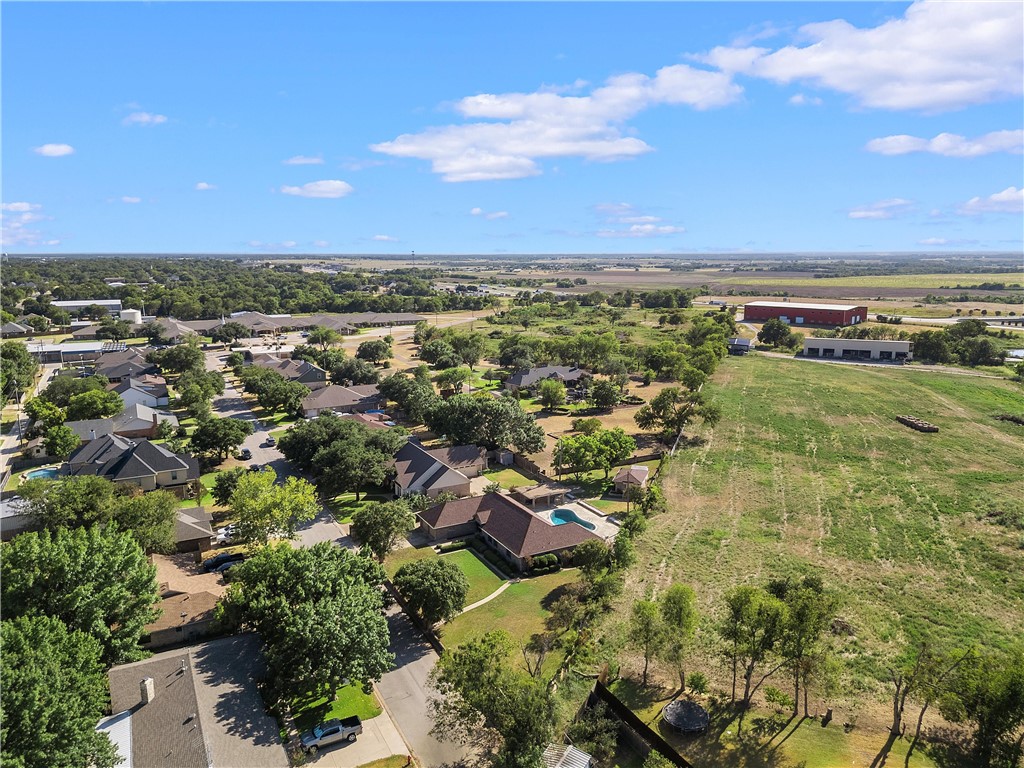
[265, 436, 277, 447]
[202, 552, 245, 572]
[214, 559, 242, 575]
[300, 717, 362, 754]
[238, 448, 252, 460]
[215, 525, 236, 544]
[249, 463, 263, 472]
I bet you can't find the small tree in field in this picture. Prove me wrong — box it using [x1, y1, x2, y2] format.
[394, 558, 469, 626]
[629, 600, 667, 688]
[537, 378, 566, 411]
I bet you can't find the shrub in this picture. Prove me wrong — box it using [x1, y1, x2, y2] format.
[438, 539, 469, 553]
[687, 671, 709, 694]
[571, 417, 602, 435]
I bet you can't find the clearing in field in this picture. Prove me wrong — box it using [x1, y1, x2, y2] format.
[626, 354, 1024, 699]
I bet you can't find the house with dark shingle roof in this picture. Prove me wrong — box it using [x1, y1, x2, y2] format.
[142, 590, 220, 650]
[175, 507, 214, 553]
[505, 365, 590, 395]
[253, 356, 328, 388]
[301, 383, 384, 418]
[95, 348, 158, 382]
[98, 634, 289, 768]
[64, 404, 178, 442]
[67, 435, 198, 494]
[417, 492, 602, 571]
[391, 440, 487, 499]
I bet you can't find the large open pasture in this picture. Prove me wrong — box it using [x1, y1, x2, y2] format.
[625, 355, 1024, 698]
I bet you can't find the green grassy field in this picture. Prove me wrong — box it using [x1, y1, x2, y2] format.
[625, 354, 1024, 697]
[385, 546, 505, 605]
[481, 466, 536, 489]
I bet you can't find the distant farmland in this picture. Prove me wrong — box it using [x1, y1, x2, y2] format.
[628, 355, 1024, 698]
[717, 271, 1023, 289]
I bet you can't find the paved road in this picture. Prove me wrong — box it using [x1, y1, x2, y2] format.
[0, 363, 62, 481]
[377, 606, 471, 768]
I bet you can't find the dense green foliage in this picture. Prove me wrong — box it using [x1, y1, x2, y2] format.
[394, 557, 470, 626]
[1, 340, 39, 402]
[228, 471, 318, 544]
[351, 500, 415, 562]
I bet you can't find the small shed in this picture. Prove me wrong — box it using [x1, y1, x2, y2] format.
[727, 337, 756, 355]
[542, 744, 593, 768]
[613, 465, 649, 495]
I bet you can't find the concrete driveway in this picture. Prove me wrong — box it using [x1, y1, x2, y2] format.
[303, 712, 409, 768]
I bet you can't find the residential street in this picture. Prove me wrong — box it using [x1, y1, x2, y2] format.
[0, 363, 61, 480]
[204, 348, 466, 766]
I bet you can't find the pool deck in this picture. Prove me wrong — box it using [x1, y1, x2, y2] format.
[536, 501, 619, 540]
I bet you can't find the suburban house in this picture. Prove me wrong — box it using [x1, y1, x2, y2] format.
[301, 383, 384, 418]
[175, 507, 214, 553]
[253, 355, 328, 388]
[505, 365, 590, 395]
[141, 591, 219, 650]
[97, 634, 289, 768]
[417, 492, 602, 571]
[613, 464, 650, 495]
[95, 348, 158, 382]
[1, 321, 32, 336]
[802, 337, 914, 362]
[110, 375, 171, 407]
[67, 435, 199, 494]
[391, 440, 487, 498]
[727, 337, 756, 355]
[65, 404, 179, 441]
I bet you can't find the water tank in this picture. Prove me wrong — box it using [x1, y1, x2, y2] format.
[120, 308, 143, 324]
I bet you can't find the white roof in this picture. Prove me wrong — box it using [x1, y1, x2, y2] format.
[96, 711, 133, 768]
[27, 341, 109, 353]
[52, 299, 123, 308]
[744, 300, 862, 312]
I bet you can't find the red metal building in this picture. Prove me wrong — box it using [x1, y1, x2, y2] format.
[742, 301, 868, 326]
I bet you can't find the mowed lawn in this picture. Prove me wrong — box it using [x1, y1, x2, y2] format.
[441, 569, 578, 650]
[627, 355, 1024, 690]
[386, 547, 505, 605]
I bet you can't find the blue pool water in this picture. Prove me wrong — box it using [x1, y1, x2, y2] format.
[550, 508, 597, 530]
[25, 467, 58, 481]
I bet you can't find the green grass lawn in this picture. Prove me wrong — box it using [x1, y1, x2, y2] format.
[622, 354, 1024, 713]
[385, 546, 505, 605]
[482, 466, 537, 489]
[178, 469, 221, 508]
[291, 683, 382, 734]
[325, 491, 391, 523]
[441, 569, 578, 650]
[354, 758, 411, 768]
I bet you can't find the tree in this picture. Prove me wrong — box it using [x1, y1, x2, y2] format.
[588, 378, 620, 410]
[660, 584, 698, 692]
[1, 525, 159, 666]
[940, 648, 1024, 767]
[571, 417, 602, 435]
[758, 318, 792, 347]
[449, 332, 487, 369]
[307, 326, 342, 349]
[430, 630, 555, 765]
[212, 466, 248, 506]
[95, 317, 133, 341]
[331, 356, 380, 385]
[24, 398, 66, 430]
[155, 418, 176, 440]
[554, 434, 600, 480]
[420, 339, 457, 367]
[596, 428, 636, 477]
[257, 377, 309, 417]
[634, 386, 721, 441]
[720, 586, 789, 708]
[1, 615, 119, 768]
[768, 575, 838, 717]
[1, 340, 39, 401]
[537, 378, 566, 410]
[38, 373, 107, 408]
[630, 600, 667, 687]
[139, 320, 170, 343]
[229, 471, 319, 544]
[226, 351, 245, 369]
[209, 321, 250, 345]
[43, 424, 80, 459]
[565, 702, 618, 765]
[350, 500, 415, 561]
[117, 489, 180, 553]
[310, 429, 406, 501]
[66, 389, 123, 420]
[190, 417, 253, 460]
[394, 557, 470, 626]
[356, 339, 392, 364]
[437, 366, 471, 394]
[218, 542, 393, 702]
[147, 338, 204, 373]
[477, 396, 545, 453]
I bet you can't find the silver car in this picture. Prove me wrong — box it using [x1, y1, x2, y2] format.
[300, 716, 362, 754]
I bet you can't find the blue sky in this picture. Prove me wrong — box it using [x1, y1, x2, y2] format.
[2, 1, 1022, 255]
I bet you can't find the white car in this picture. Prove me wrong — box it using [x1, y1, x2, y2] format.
[215, 525, 236, 544]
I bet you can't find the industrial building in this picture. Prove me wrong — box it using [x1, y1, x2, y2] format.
[743, 301, 867, 326]
[51, 299, 123, 316]
[802, 338, 913, 362]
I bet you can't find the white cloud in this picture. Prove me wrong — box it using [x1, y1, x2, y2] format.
[280, 180, 354, 199]
[121, 196, 141, 204]
[33, 143, 74, 157]
[194, 182, 216, 191]
[372, 234, 399, 242]
[593, 202, 685, 237]
[919, 237, 948, 245]
[470, 207, 508, 220]
[848, 198, 914, 219]
[865, 129, 1024, 157]
[312, 240, 330, 248]
[958, 186, 1024, 215]
[788, 93, 823, 106]
[1, 202, 57, 247]
[697, 1, 1023, 112]
[122, 112, 168, 126]
[283, 155, 324, 165]
[371, 64, 741, 181]
[247, 240, 298, 250]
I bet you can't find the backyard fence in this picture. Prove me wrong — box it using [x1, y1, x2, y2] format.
[588, 681, 693, 768]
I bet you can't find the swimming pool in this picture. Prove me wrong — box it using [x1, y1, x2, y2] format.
[24, 467, 58, 481]
[550, 508, 597, 531]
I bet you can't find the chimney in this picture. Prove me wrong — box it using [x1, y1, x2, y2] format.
[140, 677, 155, 704]
[89, 429, 96, 441]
